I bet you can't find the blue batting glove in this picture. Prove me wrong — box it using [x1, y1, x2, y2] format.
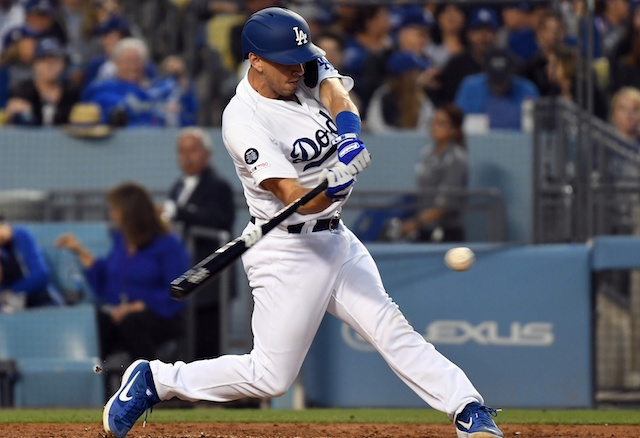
[331, 133, 371, 175]
[319, 162, 355, 200]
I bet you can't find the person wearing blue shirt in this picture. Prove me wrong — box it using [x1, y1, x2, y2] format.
[499, 2, 538, 61]
[81, 37, 160, 127]
[455, 48, 539, 131]
[82, 15, 157, 89]
[0, 216, 64, 310]
[56, 182, 190, 361]
[149, 56, 198, 127]
[341, 5, 392, 117]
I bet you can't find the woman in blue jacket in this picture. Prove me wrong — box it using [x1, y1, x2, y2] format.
[0, 216, 63, 309]
[56, 182, 190, 360]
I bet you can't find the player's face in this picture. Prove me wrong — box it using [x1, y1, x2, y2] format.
[253, 56, 304, 99]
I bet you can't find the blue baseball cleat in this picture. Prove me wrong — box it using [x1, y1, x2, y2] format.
[103, 359, 160, 438]
[455, 402, 503, 438]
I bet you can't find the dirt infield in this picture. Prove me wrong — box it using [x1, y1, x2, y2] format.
[1, 423, 640, 438]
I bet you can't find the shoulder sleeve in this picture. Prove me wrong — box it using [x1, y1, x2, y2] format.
[223, 122, 298, 185]
[299, 57, 355, 102]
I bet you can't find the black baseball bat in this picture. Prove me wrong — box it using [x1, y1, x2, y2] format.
[170, 180, 329, 300]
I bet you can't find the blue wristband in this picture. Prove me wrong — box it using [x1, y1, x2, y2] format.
[335, 111, 361, 136]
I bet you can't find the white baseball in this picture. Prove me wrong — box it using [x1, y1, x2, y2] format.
[444, 247, 475, 271]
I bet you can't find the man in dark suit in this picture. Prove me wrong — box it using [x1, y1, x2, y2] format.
[163, 127, 235, 360]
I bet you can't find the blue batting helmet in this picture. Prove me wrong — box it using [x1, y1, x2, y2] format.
[241, 7, 325, 65]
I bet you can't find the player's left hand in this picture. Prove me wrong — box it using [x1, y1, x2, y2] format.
[320, 162, 355, 200]
[332, 133, 371, 175]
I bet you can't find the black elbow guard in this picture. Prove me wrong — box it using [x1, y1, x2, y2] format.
[303, 59, 319, 88]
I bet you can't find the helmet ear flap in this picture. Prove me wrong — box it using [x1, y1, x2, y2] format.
[303, 59, 318, 88]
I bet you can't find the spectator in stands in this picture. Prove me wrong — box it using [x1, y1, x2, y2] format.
[609, 2, 640, 94]
[212, 0, 279, 77]
[81, 37, 160, 126]
[608, 87, 640, 233]
[150, 55, 198, 127]
[5, 37, 79, 125]
[610, 87, 640, 143]
[426, 3, 466, 69]
[455, 48, 539, 131]
[82, 15, 155, 88]
[163, 127, 235, 359]
[199, 0, 246, 74]
[559, 0, 603, 59]
[341, 5, 393, 117]
[595, 0, 630, 59]
[530, 0, 554, 29]
[0, 0, 24, 58]
[497, 2, 538, 62]
[609, 0, 640, 59]
[326, 1, 360, 38]
[164, 127, 235, 252]
[432, 7, 499, 106]
[0, 0, 67, 88]
[397, 104, 468, 243]
[55, 182, 190, 361]
[546, 45, 609, 120]
[0, 214, 64, 311]
[366, 15, 435, 133]
[316, 31, 345, 72]
[59, 0, 100, 71]
[520, 10, 568, 97]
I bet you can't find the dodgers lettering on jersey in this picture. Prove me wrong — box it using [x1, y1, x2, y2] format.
[222, 59, 354, 226]
[291, 109, 337, 171]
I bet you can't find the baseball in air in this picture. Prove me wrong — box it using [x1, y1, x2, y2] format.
[444, 247, 475, 271]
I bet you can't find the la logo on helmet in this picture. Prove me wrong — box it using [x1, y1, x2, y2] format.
[293, 26, 308, 46]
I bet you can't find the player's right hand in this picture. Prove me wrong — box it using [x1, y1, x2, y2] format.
[320, 162, 355, 200]
[332, 133, 371, 175]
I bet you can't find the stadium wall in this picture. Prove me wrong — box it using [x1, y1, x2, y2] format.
[0, 128, 533, 242]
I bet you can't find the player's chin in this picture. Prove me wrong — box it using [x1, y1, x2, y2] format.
[282, 82, 299, 95]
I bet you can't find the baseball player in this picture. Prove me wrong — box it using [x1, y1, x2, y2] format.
[103, 7, 503, 438]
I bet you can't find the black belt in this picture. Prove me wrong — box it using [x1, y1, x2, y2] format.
[250, 214, 341, 234]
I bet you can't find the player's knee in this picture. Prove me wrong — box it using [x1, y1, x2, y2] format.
[264, 377, 294, 398]
[268, 386, 288, 398]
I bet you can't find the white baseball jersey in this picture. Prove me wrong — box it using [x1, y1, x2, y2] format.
[221, 58, 353, 225]
[150, 59, 484, 422]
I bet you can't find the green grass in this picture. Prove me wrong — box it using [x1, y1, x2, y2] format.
[1, 408, 640, 425]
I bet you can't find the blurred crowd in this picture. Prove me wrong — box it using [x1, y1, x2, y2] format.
[0, 0, 638, 136]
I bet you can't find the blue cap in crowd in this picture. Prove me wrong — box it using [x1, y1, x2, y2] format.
[95, 15, 131, 37]
[504, 2, 531, 12]
[397, 6, 435, 29]
[23, 0, 55, 14]
[468, 7, 499, 30]
[387, 51, 430, 75]
[34, 37, 65, 59]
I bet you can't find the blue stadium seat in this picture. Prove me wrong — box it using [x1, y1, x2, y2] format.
[19, 222, 111, 304]
[0, 305, 104, 407]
